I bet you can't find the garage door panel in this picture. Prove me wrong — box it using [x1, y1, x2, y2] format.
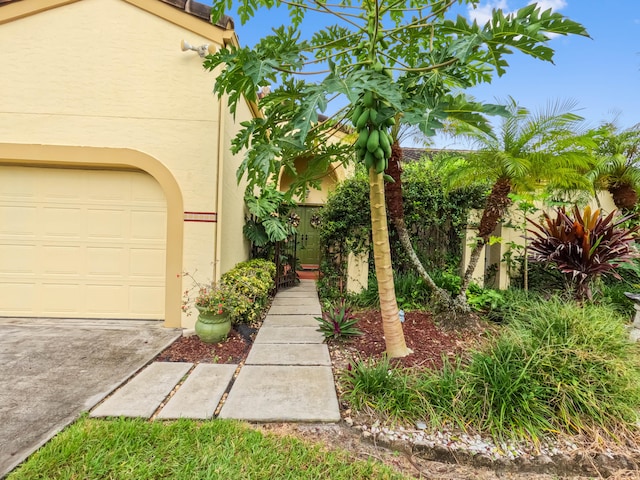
[42, 206, 83, 238]
[131, 210, 165, 240]
[87, 247, 126, 276]
[0, 206, 37, 235]
[130, 286, 164, 315]
[41, 283, 79, 314]
[42, 245, 83, 275]
[2, 282, 35, 311]
[1, 244, 36, 273]
[130, 248, 164, 277]
[0, 169, 35, 198]
[85, 285, 127, 316]
[0, 166, 166, 320]
[88, 208, 126, 239]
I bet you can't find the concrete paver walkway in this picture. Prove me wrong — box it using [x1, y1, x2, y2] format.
[89, 280, 341, 423]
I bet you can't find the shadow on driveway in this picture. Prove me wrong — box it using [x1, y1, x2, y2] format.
[0, 319, 180, 477]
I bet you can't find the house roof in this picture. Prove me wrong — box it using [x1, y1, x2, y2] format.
[0, 0, 234, 31]
[402, 147, 472, 162]
[156, 0, 233, 29]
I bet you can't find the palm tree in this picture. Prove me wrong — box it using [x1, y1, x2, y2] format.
[589, 122, 640, 211]
[447, 98, 593, 300]
[383, 121, 455, 308]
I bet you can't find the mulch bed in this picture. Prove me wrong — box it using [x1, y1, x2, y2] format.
[337, 309, 475, 369]
[155, 310, 481, 369]
[155, 325, 255, 364]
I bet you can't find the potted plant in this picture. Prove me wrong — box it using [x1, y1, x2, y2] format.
[182, 277, 233, 343]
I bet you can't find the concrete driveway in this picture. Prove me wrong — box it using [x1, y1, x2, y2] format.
[0, 318, 180, 478]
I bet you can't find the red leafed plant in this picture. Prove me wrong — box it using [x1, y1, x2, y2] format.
[528, 205, 639, 300]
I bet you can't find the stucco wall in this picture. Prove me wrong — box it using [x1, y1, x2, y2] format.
[0, 0, 253, 327]
[218, 95, 251, 276]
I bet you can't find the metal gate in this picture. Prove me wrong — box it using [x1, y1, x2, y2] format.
[274, 235, 298, 291]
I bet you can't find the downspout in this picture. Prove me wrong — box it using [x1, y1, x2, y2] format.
[213, 92, 226, 283]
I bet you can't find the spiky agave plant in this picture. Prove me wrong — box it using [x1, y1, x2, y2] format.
[527, 205, 639, 300]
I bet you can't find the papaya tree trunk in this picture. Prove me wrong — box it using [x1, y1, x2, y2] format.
[369, 167, 411, 358]
[384, 141, 453, 307]
[457, 178, 512, 299]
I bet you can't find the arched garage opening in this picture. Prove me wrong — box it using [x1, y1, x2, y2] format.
[0, 144, 183, 327]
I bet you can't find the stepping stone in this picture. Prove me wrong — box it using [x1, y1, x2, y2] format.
[246, 344, 331, 366]
[275, 290, 319, 298]
[156, 364, 237, 420]
[268, 305, 322, 316]
[254, 326, 324, 344]
[218, 365, 340, 422]
[271, 296, 321, 307]
[91, 362, 192, 418]
[263, 314, 319, 327]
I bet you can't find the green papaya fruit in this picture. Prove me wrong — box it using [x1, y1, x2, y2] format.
[356, 109, 370, 129]
[366, 129, 380, 153]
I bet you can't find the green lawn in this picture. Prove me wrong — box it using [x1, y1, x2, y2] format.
[8, 417, 407, 479]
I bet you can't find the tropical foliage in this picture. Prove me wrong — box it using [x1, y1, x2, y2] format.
[528, 205, 639, 300]
[342, 297, 640, 442]
[243, 187, 299, 246]
[315, 299, 362, 340]
[445, 98, 594, 299]
[589, 122, 640, 210]
[205, 0, 588, 355]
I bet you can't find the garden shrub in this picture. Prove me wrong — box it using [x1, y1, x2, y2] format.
[221, 259, 276, 323]
[317, 158, 486, 299]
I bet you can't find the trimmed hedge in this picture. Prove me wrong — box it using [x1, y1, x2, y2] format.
[221, 258, 276, 323]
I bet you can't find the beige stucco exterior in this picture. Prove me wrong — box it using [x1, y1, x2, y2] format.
[0, 0, 254, 327]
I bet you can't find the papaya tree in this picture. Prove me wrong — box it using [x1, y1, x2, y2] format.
[205, 1, 588, 357]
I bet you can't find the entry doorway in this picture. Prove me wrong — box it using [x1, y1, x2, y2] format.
[295, 205, 321, 267]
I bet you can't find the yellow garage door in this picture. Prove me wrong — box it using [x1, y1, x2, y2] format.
[0, 166, 166, 320]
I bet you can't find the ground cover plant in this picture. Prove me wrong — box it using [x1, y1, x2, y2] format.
[341, 296, 640, 443]
[8, 417, 407, 480]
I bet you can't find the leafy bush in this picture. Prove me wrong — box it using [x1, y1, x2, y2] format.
[528, 205, 639, 300]
[315, 299, 362, 340]
[220, 259, 276, 323]
[393, 271, 431, 310]
[430, 269, 462, 296]
[318, 161, 486, 294]
[466, 283, 506, 313]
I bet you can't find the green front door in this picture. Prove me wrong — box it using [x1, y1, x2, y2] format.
[296, 206, 321, 265]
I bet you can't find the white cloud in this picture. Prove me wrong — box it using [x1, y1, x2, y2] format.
[527, 0, 568, 12]
[469, 0, 568, 25]
[467, 0, 510, 25]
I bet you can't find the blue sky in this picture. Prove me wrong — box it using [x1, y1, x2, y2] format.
[226, 0, 640, 148]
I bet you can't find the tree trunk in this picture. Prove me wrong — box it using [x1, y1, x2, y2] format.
[369, 167, 412, 358]
[457, 178, 512, 298]
[609, 183, 638, 211]
[384, 141, 453, 307]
